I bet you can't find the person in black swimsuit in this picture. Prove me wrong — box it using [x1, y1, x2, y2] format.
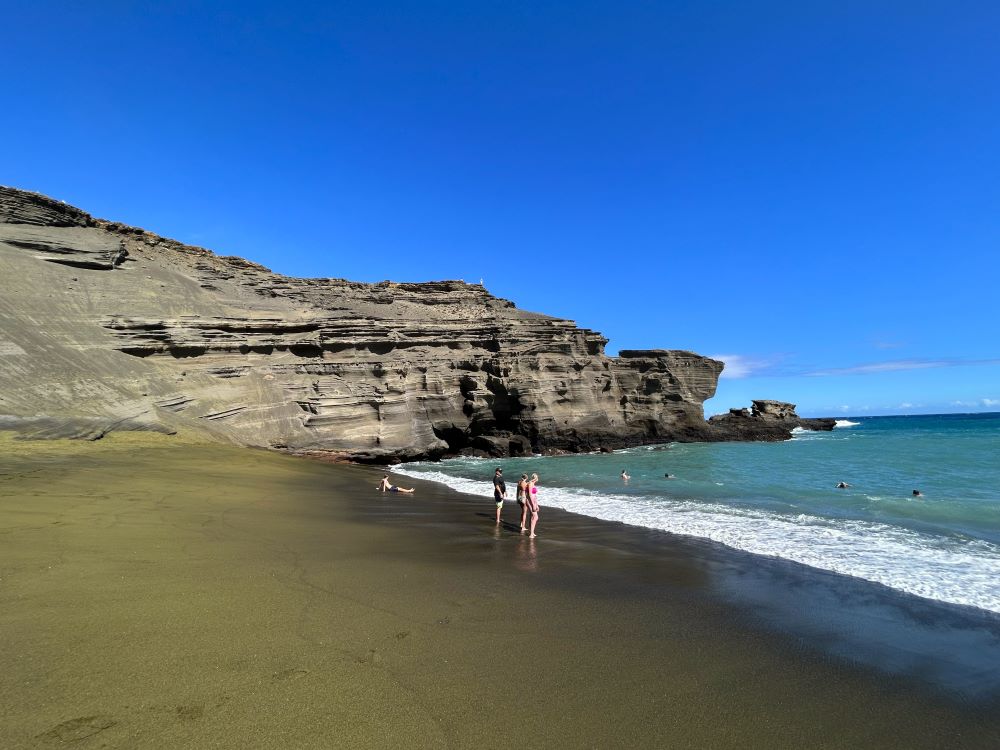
[493, 467, 507, 524]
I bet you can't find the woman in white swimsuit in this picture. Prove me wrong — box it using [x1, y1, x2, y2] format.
[516, 474, 529, 532]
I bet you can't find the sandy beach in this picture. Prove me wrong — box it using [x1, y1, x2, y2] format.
[3, 433, 1000, 749]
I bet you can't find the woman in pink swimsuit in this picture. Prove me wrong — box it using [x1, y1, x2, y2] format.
[526, 472, 540, 538]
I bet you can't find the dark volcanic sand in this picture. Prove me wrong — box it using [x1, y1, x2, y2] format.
[2, 434, 999, 749]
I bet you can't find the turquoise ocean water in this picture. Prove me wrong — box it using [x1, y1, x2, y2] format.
[396, 413, 1000, 614]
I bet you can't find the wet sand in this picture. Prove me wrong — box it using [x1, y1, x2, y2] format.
[2, 433, 1000, 749]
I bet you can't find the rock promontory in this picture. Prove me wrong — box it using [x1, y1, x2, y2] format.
[0, 186, 825, 460]
[707, 400, 836, 441]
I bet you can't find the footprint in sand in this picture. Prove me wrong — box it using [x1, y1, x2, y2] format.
[356, 649, 383, 665]
[37, 715, 117, 743]
[272, 668, 309, 682]
[175, 705, 204, 721]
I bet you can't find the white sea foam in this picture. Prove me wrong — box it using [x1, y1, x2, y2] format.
[835, 419, 860, 427]
[789, 429, 831, 441]
[393, 467, 1000, 614]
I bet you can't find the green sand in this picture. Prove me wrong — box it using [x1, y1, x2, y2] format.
[2, 434, 998, 748]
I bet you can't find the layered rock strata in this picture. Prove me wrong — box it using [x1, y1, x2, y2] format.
[0, 186, 814, 461]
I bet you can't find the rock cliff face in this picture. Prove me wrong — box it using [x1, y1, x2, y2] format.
[0, 186, 740, 461]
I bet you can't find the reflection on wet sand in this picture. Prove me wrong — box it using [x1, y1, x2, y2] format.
[515, 536, 539, 573]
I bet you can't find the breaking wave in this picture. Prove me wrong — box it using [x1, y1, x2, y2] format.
[392, 467, 1000, 615]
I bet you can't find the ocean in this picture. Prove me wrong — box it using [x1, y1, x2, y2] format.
[395, 412, 1000, 615]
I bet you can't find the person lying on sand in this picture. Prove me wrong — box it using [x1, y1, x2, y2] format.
[377, 475, 415, 494]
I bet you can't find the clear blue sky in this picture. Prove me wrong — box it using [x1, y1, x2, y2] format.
[5, 1, 999, 417]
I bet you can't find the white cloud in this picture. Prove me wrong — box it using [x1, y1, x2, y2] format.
[807, 357, 1000, 377]
[899, 402, 914, 409]
[710, 354, 780, 379]
[713, 356, 1000, 381]
[951, 400, 978, 407]
[807, 360, 947, 377]
[983, 398, 1000, 407]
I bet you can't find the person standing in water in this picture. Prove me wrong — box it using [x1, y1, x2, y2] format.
[526, 472, 540, 538]
[516, 473, 530, 532]
[492, 467, 507, 524]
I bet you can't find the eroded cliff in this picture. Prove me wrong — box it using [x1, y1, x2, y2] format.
[0, 186, 805, 461]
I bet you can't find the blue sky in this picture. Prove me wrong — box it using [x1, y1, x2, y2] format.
[4, 1, 998, 417]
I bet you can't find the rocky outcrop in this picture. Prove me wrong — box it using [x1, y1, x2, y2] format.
[0, 186, 816, 460]
[0, 188, 93, 227]
[0, 224, 127, 270]
[706, 400, 836, 441]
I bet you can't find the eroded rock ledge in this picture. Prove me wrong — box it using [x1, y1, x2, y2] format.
[0, 186, 825, 461]
[707, 400, 836, 441]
